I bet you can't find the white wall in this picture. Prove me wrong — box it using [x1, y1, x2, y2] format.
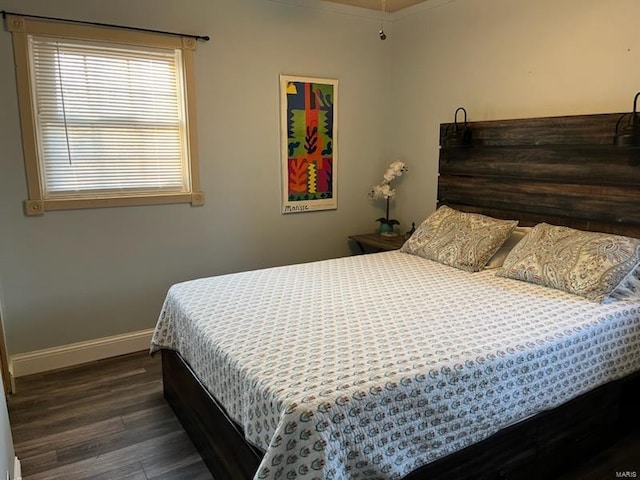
[0, 283, 13, 478]
[2, 0, 639, 356]
[0, 0, 392, 354]
[389, 0, 640, 228]
[0, 372, 15, 480]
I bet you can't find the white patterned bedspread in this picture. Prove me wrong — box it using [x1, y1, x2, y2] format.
[151, 251, 640, 480]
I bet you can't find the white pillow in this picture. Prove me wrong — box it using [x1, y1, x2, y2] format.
[484, 227, 531, 269]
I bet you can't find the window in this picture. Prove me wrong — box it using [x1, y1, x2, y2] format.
[6, 14, 204, 215]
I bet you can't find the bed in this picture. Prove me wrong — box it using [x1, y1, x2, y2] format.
[151, 112, 640, 480]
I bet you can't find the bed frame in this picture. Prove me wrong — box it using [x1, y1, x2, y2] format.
[161, 112, 640, 480]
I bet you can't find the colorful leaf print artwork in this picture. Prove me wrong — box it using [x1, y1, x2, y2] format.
[286, 81, 334, 202]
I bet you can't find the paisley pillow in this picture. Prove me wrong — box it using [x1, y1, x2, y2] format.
[604, 265, 640, 302]
[401, 205, 518, 272]
[497, 223, 640, 302]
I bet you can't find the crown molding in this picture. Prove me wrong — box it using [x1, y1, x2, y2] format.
[390, 0, 458, 20]
[266, 0, 383, 20]
[265, 0, 458, 22]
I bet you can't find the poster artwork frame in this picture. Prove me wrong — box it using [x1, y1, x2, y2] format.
[280, 74, 338, 214]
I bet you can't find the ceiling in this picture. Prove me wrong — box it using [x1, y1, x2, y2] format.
[323, 0, 427, 12]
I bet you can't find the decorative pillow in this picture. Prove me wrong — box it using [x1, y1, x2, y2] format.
[401, 205, 518, 272]
[497, 223, 640, 302]
[484, 227, 531, 269]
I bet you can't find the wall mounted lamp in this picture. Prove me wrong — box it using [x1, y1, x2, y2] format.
[614, 92, 640, 147]
[442, 107, 472, 147]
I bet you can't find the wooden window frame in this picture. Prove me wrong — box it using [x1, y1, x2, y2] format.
[5, 14, 204, 215]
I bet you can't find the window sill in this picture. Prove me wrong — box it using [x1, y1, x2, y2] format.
[24, 192, 205, 215]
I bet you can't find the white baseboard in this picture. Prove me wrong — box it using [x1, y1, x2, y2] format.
[13, 456, 21, 480]
[10, 329, 155, 378]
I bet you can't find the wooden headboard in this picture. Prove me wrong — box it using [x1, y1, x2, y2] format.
[438, 113, 640, 238]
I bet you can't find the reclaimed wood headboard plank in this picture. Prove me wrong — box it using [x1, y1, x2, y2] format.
[438, 112, 640, 237]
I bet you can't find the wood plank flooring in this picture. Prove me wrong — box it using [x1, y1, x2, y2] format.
[7, 351, 211, 480]
[6, 351, 640, 479]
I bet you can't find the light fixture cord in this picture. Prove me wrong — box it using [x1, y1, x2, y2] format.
[55, 42, 73, 166]
[379, 0, 387, 40]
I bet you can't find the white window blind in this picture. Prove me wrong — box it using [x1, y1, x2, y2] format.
[29, 36, 191, 198]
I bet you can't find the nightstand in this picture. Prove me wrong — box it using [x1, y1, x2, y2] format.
[348, 232, 406, 254]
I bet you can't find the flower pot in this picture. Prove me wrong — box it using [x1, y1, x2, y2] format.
[379, 223, 393, 234]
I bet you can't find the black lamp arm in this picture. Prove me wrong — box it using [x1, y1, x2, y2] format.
[454, 107, 467, 131]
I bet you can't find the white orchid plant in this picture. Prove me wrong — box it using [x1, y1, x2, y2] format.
[369, 160, 407, 229]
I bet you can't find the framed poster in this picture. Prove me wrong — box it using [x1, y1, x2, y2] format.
[280, 75, 338, 214]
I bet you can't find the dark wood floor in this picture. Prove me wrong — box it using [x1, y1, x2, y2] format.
[6, 351, 640, 480]
[7, 351, 211, 480]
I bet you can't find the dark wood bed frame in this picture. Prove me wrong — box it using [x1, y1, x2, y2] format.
[161, 112, 640, 480]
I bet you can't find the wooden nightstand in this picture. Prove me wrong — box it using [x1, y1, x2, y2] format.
[348, 232, 406, 254]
